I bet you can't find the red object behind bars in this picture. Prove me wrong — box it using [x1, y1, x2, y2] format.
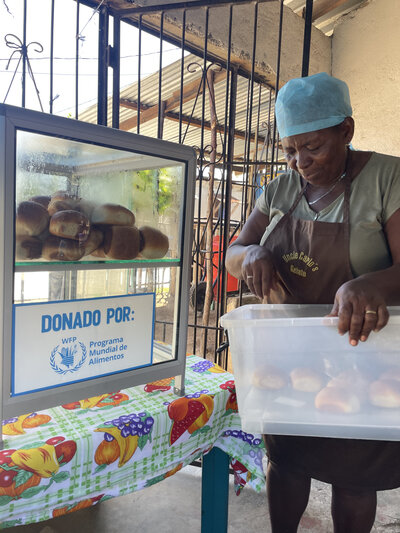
[212, 235, 239, 296]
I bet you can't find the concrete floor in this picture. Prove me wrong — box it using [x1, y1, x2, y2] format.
[7, 464, 400, 533]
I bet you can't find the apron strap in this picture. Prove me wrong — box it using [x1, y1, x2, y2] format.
[287, 179, 307, 217]
[342, 172, 352, 254]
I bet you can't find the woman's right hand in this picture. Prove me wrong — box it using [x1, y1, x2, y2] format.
[241, 244, 278, 300]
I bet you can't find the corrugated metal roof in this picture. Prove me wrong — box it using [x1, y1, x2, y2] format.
[79, 53, 275, 160]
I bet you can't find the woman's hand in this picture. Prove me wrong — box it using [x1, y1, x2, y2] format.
[328, 278, 389, 346]
[241, 245, 278, 300]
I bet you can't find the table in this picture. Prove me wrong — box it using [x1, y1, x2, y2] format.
[0, 355, 266, 530]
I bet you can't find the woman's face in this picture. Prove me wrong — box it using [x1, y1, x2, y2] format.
[281, 119, 353, 186]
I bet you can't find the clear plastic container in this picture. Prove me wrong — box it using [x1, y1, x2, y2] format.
[220, 304, 400, 440]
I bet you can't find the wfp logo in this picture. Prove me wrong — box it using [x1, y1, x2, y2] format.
[50, 342, 87, 375]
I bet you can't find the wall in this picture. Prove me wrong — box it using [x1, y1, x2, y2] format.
[332, 0, 400, 155]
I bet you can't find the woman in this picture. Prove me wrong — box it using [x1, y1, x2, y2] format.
[225, 72, 400, 532]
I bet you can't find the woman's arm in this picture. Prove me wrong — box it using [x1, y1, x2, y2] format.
[225, 207, 278, 299]
[330, 207, 400, 345]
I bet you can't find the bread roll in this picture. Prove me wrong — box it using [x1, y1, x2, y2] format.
[42, 235, 85, 261]
[15, 235, 42, 260]
[51, 190, 79, 203]
[83, 228, 104, 256]
[90, 246, 106, 258]
[327, 369, 369, 392]
[315, 386, 361, 414]
[51, 190, 70, 198]
[290, 367, 325, 393]
[49, 210, 90, 241]
[369, 379, 400, 408]
[103, 225, 140, 260]
[47, 191, 80, 216]
[252, 365, 287, 391]
[91, 204, 135, 226]
[16, 201, 50, 236]
[326, 369, 369, 405]
[29, 195, 51, 209]
[139, 226, 169, 259]
[37, 227, 50, 242]
[76, 199, 97, 220]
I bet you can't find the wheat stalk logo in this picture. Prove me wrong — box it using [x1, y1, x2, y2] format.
[50, 342, 87, 375]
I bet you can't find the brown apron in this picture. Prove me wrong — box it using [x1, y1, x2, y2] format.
[262, 173, 400, 490]
[264, 173, 353, 304]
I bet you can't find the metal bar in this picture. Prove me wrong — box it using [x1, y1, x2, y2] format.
[270, 0, 284, 179]
[75, 1, 80, 120]
[251, 83, 263, 205]
[302, 0, 313, 77]
[112, 15, 121, 129]
[189, 323, 224, 332]
[198, 7, 209, 359]
[237, 84, 252, 308]
[200, 67, 217, 356]
[265, 88, 273, 169]
[22, 0, 27, 107]
[220, 67, 237, 322]
[157, 12, 164, 139]
[254, 83, 262, 174]
[240, 78, 251, 229]
[137, 15, 142, 134]
[216, 5, 233, 360]
[178, 10, 186, 144]
[117, 0, 276, 16]
[192, 8, 209, 356]
[49, 0, 55, 113]
[242, 2, 258, 224]
[97, 5, 109, 126]
[237, 3, 258, 308]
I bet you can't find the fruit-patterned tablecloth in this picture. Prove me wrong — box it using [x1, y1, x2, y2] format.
[0, 355, 266, 529]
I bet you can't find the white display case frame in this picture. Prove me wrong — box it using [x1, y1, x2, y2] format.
[0, 103, 196, 423]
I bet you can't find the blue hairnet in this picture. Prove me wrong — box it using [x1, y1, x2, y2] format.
[275, 72, 352, 139]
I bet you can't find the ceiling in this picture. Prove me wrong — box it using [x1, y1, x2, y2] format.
[284, 0, 367, 36]
[88, 0, 367, 37]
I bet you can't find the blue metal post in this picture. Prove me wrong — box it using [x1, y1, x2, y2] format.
[201, 447, 230, 533]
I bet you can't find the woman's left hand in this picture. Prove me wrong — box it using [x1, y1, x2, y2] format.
[328, 278, 389, 346]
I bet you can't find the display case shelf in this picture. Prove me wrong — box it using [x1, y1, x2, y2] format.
[15, 258, 181, 272]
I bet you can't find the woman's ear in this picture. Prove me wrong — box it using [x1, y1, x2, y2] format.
[341, 117, 354, 145]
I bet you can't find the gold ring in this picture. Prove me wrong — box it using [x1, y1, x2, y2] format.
[365, 310, 377, 315]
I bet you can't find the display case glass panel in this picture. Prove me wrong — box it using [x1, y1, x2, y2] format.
[15, 130, 184, 265]
[14, 267, 178, 366]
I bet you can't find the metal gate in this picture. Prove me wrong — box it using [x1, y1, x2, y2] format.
[1, 0, 313, 368]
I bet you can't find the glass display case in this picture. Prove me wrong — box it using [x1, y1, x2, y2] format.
[0, 103, 196, 420]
